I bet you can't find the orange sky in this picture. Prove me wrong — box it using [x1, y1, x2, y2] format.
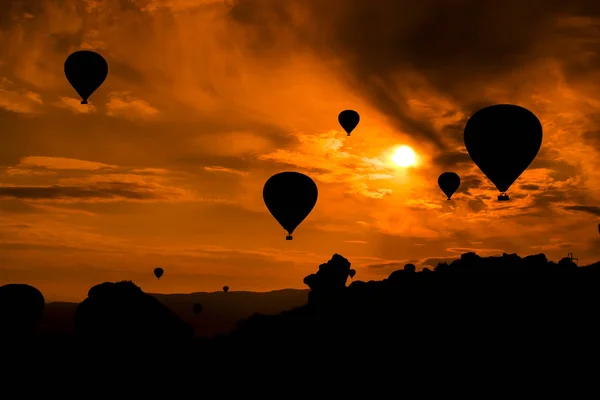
[1, 0, 599, 302]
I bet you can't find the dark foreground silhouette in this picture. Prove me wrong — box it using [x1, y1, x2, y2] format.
[3, 252, 600, 388]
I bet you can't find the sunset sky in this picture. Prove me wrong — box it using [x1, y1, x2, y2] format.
[1, 0, 600, 302]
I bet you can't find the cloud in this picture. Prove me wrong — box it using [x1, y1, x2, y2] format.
[0, 77, 43, 114]
[105, 92, 160, 120]
[0, 183, 161, 201]
[204, 166, 248, 176]
[258, 131, 396, 199]
[54, 97, 97, 114]
[18, 156, 118, 171]
[564, 205, 600, 216]
[0, 156, 219, 204]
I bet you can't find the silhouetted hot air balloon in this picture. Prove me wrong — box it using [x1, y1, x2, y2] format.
[154, 268, 164, 280]
[338, 110, 360, 136]
[349, 269, 356, 279]
[263, 172, 318, 240]
[464, 104, 542, 201]
[193, 303, 203, 315]
[64, 50, 108, 104]
[223, 286, 229, 293]
[438, 172, 461, 200]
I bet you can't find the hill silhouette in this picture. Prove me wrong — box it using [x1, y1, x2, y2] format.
[39, 288, 309, 338]
[4, 251, 600, 384]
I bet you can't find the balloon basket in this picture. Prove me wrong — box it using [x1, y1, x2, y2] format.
[81, 100, 88, 105]
[498, 194, 509, 201]
[286, 235, 293, 240]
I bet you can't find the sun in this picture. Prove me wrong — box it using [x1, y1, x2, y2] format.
[392, 145, 417, 167]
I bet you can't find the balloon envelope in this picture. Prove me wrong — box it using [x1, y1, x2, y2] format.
[193, 303, 203, 315]
[154, 268, 164, 279]
[464, 104, 542, 194]
[338, 110, 360, 135]
[438, 172, 461, 200]
[64, 50, 108, 104]
[223, 286, 229, 293]
[349, 269, 356, 279]
[263, 172, 318, 240]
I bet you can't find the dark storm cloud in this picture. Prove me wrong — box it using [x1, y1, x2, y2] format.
[228, 0, 600, 152]
[564, 205, 600, 216]
[0, 182, 159, 200]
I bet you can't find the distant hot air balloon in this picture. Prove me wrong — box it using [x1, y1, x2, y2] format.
[338, 110, 360, 136]
[349, 269, 356, 279]
[64, 50, 108, 104]
[438, 172, 461, 200]
[223, 286, 229, 293]
[193, 303, 203, 315]
[263, 172, 318, 240]
[464, 104, 542, 201]
[154, 268, 164, 280]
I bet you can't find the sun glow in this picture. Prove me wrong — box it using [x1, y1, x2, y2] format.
[392, 145, 417, 167]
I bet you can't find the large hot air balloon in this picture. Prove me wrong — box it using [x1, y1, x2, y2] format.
[154, 268, 164, 280]
[263, 172, 318, 240]
[193, 303, 203, 315]
[438, 172, 461, 200]
[64, 50, 108, 104]
[338, 110, 360, 136]
[464, 104, 542, 201]
[222, 286, 229, 293]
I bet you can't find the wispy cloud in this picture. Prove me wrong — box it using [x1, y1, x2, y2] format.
[54, 97, 97, 114]
[106, 92, 160, 120]
[0, 77, 43, 114]
[204, 166, 249, 176]
[18, 157, 118, 171]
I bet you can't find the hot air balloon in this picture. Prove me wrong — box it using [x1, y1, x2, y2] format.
[64, 50, 108, 104]
[464, 104, 542, 201]
[222, 286, 229, 293]
[338, 110, 360, 136]
[154, 268, 164, 280]
[348, 269, 356, 279]
[438, 172, 461, 200]
[263, 172, 318, 240]
[193, 303, 203, 315]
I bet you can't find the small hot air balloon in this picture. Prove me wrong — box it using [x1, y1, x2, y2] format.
[64, 50, 108, 104]
[348, 269, 356, 279]
[154, 268, 164, 280]
[263, 172, 318, 240]
[438, 172, 461, 200]
[193, 303, 203, 315]
[338, 110, 360, 136]
[223, 286, 229, 293]
[464, 104, 542, 201]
